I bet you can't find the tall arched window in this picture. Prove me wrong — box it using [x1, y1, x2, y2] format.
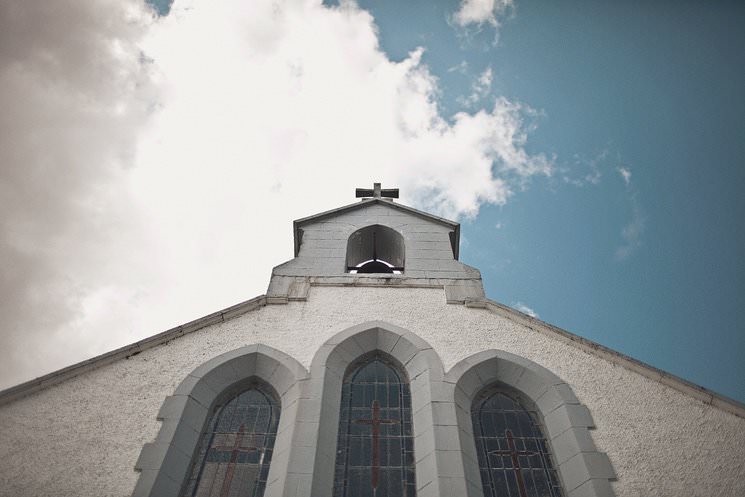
[333, 354, 416, 497]
[181, 383, 280, 497]
[472, 386, 564, 497]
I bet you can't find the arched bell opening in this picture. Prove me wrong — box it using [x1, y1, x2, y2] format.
[346, 224, 405, 274]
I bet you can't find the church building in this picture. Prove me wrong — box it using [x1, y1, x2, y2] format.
[0, 184, 743, 497]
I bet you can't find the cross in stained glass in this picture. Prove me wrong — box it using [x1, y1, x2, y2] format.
[488, 429, 540, 497]
[211, 423, 261, 497]
[353, 399, 400, 489]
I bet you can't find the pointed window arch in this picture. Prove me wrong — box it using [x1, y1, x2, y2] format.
[181, 382, 280, 497]
[333, 353, 416, 497]
[472, 386, 564, 497]
[346, 225, 405, 273]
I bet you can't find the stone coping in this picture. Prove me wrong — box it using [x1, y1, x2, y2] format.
[481, 299, 745, 419]
[0, 296, 266, 406]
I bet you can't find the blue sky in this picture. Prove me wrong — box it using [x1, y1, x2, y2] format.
[1, 0, 742, 405]
[342, 0, 745, 402]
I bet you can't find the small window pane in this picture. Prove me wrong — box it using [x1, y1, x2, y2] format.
[472, 389, 564, 497]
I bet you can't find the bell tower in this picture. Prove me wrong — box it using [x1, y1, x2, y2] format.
[266, 183, 485, 305]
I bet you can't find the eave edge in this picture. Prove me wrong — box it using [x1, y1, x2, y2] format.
[0, 295, 267, 406]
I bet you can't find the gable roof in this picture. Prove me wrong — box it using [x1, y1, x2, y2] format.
[292, 198, 461, 258]
[1, 290, 743, 420]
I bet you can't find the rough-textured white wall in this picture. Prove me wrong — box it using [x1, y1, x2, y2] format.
[1, 286, 743, 497]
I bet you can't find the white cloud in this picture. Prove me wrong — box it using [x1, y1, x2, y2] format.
[614, 166, 644, 260]
[453, 0, 513, 29]
[447, 60, 469, 74]
[0, 0, 551, 388]
[476, 67, 493, 91]
[618, 166, 632, 186]
[560, 149, 607, 187]
[615, 198, 645, 261]
[513, 301, 538, 318]
[458, 66, 493, 108]
[0, 0, 160, 387]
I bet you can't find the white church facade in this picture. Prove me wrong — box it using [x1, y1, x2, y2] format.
[0, 185, 744, 497]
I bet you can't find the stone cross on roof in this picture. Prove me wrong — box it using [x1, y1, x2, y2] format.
[355, 182, 399, 200]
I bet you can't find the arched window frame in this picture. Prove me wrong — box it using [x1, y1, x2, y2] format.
[445, 350, 617, 497]
[296, 321, 452, 497]
[132, 345, 308, 497]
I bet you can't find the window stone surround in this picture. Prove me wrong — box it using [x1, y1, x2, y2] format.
[446, 350, 617, 497]
[302, 321, 450, 497]
[133, 324, 615, 497]
[131, 344, 308, 497]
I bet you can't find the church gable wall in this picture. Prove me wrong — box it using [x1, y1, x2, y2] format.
[1, 286, 744, 497]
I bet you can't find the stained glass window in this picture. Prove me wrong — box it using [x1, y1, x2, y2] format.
[181, 385, 280, 497]
[333, 355, 416, 497]
[472, 387, 564, 497]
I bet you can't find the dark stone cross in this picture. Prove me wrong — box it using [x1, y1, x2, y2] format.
[353, 399, 400, 489]
[211, 423, 261, 497]
[355, 182, 399, 199]
[488, 429, 539, 497]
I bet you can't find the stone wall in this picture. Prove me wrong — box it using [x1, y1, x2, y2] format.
[0, 286, 743, 497]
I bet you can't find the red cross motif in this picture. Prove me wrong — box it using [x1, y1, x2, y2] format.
[489, 429, 539, 497]
[353, 399, 400, 489]
[211, 423, 261, 497]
